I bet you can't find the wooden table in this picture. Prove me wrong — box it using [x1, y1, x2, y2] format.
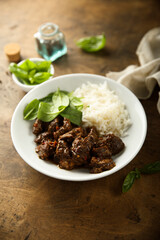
[0, 0, 160, 239]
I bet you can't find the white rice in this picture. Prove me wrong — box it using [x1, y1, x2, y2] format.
[74, 82, 131, 137]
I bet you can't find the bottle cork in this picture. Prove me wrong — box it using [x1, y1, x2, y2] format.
[4, 43, 21, 63]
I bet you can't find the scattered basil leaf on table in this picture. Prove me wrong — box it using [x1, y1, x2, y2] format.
[76, 34, 106, 52]
[140, 161, 160, 174]
[122, 161, 160, 193]
[122, 168, 140, 193]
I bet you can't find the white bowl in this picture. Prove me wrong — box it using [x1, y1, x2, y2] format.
[12, 57, 54, 92]
[11, 73, 147, 181]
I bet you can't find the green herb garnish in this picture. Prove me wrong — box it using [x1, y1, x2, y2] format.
[9, 59, 53, 85]
[37, 102, 60, 122]
[23, 99, 40, 120]
[76, 34, 106, 52]
[122, 161, 160, 193]
[23, 89, 83, 125]
[52, 88, 70, 109]
[122, 168, 140, 193]
[60, 105, 82, 126]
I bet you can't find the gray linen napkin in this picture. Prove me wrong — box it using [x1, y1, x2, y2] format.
[106, 28, 160, 114]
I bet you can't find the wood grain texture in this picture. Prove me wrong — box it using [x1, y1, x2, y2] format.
[0, 0, 160, 239]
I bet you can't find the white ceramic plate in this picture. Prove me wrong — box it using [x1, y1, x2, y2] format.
[11, 74, 147, 181]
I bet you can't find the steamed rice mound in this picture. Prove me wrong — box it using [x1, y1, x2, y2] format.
[74, 82, 131, 137]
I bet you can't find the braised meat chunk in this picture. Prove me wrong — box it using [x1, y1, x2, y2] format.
[84, 127, 98, 149]
[59, 159, 75, 170]
[71, 127, 98, 165]
[95, 134, 125, 155]
[56, 139, 75, 170]
[48, 116, 63, 134]
[34, 132, 52, 144]
[59, 127, 85, 142]
[32, 119, 48, 135]
[35, 140, 56, 160]
[71, 136, 88, 165]
[54, 117, 73, 140]
[104, 134, 125, 155]
[92, 145, 112, 158]
[56, 139, 70, 159]
[90, 157, 116, 173]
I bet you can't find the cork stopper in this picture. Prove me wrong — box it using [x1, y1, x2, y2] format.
[4, 43, 21, 63]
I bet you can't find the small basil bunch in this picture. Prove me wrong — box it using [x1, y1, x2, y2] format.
[23, 89, 83, 126]
[122, 161, 160, 193]
[9, 59, 52, 85]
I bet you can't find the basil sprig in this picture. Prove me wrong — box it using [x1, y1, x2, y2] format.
[9, 59, 52, 85]
[122, 161, 160, 193]
[76, 34, 106, 52]
[23, 89, 83, 126]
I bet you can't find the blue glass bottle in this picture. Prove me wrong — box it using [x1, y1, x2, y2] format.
[34, 23, 67, 62]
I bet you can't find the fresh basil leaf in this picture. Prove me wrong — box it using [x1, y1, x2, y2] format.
[35, 61, 51, 72]
[52, 89, 69, 109]
[40, 93, 54, 103]
[19, 59, 37, 72]
[70, 96, 83, 107]
[9, 63, 28, 81]
[76, 105, 83, 111]
[122, 171, 137, 193]
[140, 161, 160, 174]
[23, 99, 40, 120]
[68, 94, 83, 111]
[69, 101, 83, 112]
[61, 90, 69, 95]
[37, 102, 60, 122]
[76, 34, 106, 52]
[60, 105, 82, 126]
[21, 79, 30, 85]
[32, 72, 52, 83]
[68, 91, 74, 98]
[28, 69, 37, 84]
[58, 106, 66, 112]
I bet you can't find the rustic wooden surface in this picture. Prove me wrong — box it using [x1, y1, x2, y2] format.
[0, 0, 160, 239]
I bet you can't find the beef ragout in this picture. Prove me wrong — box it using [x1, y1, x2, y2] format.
[32, 116, 125, 173]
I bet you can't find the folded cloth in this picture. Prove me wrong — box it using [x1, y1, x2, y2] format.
[106, 27, 160, 114]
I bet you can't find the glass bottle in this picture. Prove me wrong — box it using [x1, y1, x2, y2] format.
[34, 23, 67, 62]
